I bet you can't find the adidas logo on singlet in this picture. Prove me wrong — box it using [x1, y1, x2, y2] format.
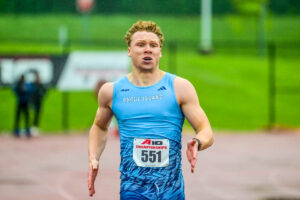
[158, 86, 166, 91]
[121, 89, 130, 92]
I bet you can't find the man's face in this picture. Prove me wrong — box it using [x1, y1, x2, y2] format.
[128, 31, 162, 72]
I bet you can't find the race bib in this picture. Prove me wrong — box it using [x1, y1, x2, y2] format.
[133, 138, 169, 167]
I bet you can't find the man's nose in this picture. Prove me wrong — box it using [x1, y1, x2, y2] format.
[144, 44, 152, 53]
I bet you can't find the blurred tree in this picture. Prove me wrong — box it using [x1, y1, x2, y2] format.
[230, 0, 268, 17]
[213, 0, 235, 14]
[0, 0, 298, 15]
[97, 0, 118, 14]
[269, 0, 300, 15]
[229, 0, 269, 56]
[36, 0, 53, 13]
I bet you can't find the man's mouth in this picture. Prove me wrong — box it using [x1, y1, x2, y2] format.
[143, 57, 152, 61]
[143, 57, 153, 64]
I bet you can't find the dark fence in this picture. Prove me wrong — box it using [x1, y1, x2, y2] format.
[1, 38, 299, 130]
[267, 43, 300, 129]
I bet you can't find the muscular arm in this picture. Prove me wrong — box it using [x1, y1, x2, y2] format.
[174, 77, 214, 172]
[88, 82, 114, 196]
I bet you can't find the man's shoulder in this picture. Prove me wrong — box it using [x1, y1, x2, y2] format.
[100, 82, 114, 95]
[99, 74, 128, 98]
[173, 76, 193, 88]
[173, 76, 197, 104]
[98, 82, 114, 104]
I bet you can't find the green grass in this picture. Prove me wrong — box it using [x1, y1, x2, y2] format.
[168, 51, 300, 130]
[0, 14, 299, 132]
[0, 89, 99, 132]
[0, 14, 299, 51]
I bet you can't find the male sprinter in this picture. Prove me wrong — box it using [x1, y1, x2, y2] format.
[88, 21, 214, 199]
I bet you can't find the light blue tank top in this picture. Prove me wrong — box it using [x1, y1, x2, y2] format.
[112, 72, 184, 183]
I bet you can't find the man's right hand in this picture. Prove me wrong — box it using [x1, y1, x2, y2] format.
[88, 159, 99, 197]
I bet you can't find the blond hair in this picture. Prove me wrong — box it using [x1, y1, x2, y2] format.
[124, 20, 164, 47]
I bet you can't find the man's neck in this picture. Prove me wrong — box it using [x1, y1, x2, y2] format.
[127, 68, 165, 87]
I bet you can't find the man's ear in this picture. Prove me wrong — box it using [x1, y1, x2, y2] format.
[127, 47, 131, 57]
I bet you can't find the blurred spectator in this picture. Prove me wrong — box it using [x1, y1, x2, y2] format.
[12, 74, 31, 138]
[30, 71, 47, 136]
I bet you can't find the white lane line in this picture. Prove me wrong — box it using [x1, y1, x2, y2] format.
[56, 171, 77, 200]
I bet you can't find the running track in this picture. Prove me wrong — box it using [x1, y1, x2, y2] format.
[0, 131, 300, 200]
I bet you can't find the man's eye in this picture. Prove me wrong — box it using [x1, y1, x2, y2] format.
[137, 43, 144, 47]
[151, 43, 158, 47]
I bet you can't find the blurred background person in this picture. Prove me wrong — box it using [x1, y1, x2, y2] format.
[12, 74, 32, 138]
[30, 71, 47, 136]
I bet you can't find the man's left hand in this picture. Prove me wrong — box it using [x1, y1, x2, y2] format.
[186, 139, 198, 173]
